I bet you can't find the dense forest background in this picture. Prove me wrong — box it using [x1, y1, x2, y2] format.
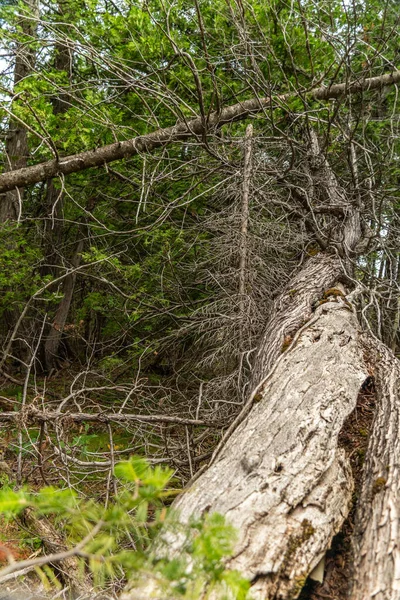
[1, 0, 400, 597]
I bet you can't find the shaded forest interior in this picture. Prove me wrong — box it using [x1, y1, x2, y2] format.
[1, 0, 400, 598]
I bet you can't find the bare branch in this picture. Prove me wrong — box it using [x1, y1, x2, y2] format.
[0, 408, 223, 428]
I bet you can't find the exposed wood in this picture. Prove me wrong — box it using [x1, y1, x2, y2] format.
[1, 70, 400, 194]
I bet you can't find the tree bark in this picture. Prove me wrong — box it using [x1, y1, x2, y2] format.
[174, 301, 366, 600]
[120, 254, 366, 599]
[350, 337, 400, 599]
[0, 0, 38, 220]
[119, 246, 400, 599]
[44, 237, 83, 372]
[1, 70, 400, 194]
[41, 21, 73, 278]
[42, 18, 76, 373]
[250, 253, 344, 386]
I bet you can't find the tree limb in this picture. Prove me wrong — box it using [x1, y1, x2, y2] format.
[0, 70, 399, 193]
[0, 408, 223, 427]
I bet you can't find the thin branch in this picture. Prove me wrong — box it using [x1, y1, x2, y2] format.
[0, 520, 103, 580]
[0, 408, 223, 428]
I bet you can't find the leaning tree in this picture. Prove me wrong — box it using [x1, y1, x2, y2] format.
[2, 0, 400, 598]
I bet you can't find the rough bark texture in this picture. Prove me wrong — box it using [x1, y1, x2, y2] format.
[251, 253, 343, 386]
[1, 70, 400, 194]
[350, 337, 400, 599]
[41, 22, 72, 278]
[122, 298, 367, 600]
[41, 14, 75, 372]
[44, 237, 83, 372]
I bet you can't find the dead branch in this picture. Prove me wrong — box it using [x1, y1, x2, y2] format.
[0, 408, 223, 428]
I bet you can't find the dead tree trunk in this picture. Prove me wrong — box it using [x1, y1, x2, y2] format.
[42, 15, 77, 373]
[120, 258, 400, 599]
[121, 252, 362, 597]
[121, 131, 400, 598]
[1, 70, 400, 194]
[249, 253, 344, 387]
[173, 293, 366, 599]
[44, 236, 84, 372]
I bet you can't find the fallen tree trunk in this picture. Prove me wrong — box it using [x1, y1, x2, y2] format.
[121, 273, 370, 599]
[173, 300, 366, 599]
[2, 268, 399, 600]
[249, 253, 344, 387]
[119, 249, 400, 598]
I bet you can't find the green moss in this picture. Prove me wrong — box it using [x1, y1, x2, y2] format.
[323, 287, 345, 299]
[357, 448, 366, 463]
[301, 519, 315, 538]
[372, 477, 387, 495]
[290, 574, 308, 598]
[281, 519, 316, 571]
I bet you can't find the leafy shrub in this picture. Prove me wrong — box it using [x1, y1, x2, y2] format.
[0, 457, 250, 599]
